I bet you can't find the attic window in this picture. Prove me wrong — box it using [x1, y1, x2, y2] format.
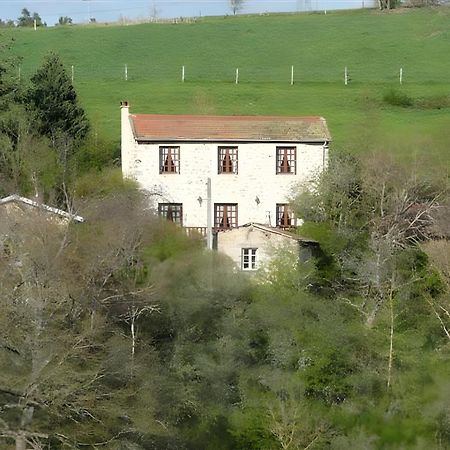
[276, 147, 296, 174]
[159, 146, 180, 174]
[218, 147, 238, 174]
[276, 204, 296, 228]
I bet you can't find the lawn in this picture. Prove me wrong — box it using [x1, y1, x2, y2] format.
[3, 7, 450, 165]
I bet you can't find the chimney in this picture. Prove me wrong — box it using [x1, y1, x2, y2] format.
[120, 100, 129, 109]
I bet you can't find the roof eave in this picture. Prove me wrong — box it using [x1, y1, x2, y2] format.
[134, 137, 330, 144]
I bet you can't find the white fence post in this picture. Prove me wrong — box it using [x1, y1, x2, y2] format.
[235, 68, 239, 84]
[125, 64, 128, 81]
[71, 65, 74, 83]
[18, 66, 21, 81]
[399, 67, 403, 85]
[291, 65, 294, 85]
[182, 65, 185, 82]
[344, 66, 348, 86]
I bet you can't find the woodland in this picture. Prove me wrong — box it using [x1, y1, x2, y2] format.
[0, 38, 449, 450]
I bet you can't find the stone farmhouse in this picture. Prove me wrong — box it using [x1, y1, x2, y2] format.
[120, 102, 330, 270]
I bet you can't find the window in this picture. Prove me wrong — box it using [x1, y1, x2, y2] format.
[159, 146, 180, 174]
[158, 203, 183, 225]
[218, 147, 238, 174]
[276, 147, 296, 174]
[214, 203, 238, 229]
[276, 203, 296, 228]
[242, 248, 257, 271]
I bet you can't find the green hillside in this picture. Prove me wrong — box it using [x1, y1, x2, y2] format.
[3, 8, 450, 163]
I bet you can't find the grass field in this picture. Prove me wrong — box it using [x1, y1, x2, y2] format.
[3, 7, 450, 165]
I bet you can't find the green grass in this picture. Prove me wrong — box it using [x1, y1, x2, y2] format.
[3, 8, 450, 165]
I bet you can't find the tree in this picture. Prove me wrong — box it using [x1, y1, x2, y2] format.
[28, 53, 89, 146]
[17, 9, 45, 27]
[230, 0, 245, 15]
[57, 16, 72, 26]
[0, 191, 165, 449]
[294, 152, 447, 389]
[0, 19, 15, 27]
[0, 38, 21, 107]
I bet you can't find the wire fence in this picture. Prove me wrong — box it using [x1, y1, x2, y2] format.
[16, 61, 450, 85]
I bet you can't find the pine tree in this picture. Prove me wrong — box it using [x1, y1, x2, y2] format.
[28, 52, 89, 146]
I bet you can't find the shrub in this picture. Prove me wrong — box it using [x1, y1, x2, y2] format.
[383, 89, 414, 107]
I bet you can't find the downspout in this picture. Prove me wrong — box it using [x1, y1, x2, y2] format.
[322, 140, 329, 171]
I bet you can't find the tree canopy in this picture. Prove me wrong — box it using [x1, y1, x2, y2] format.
[17, 8, 45, 27]
[230, 0, 245, 15]
[28, 52, 89, 145]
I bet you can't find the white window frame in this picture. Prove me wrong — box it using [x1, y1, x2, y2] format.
[242, 248, 257, 271]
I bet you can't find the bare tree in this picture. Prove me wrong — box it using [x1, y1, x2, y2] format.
[230, 0, 245, 15]
[0, 190, 162, 448]
[293, 152, 448, 389]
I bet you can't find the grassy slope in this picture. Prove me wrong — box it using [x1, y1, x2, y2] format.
[3, 8, 450, 164]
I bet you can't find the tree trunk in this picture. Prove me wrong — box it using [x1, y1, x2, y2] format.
[16, 434, 26, 450]
[387, 285, 394, 389]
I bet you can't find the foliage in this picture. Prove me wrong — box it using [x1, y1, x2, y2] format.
[383, 89, 414, 107]
[57, 16, 73, 26]
[28, 52, 89, 145]
[74, 167, 137, 198]
[17, 8, 45, 27]
[230, 0, 245, 15]
[0, 19, 15, 28]
[0, 38, 21, 107]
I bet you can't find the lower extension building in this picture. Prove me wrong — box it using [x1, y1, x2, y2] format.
[120, 102, 330, 269]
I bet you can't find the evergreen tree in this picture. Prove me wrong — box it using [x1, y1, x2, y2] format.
[0, 38, 20, 107]
[17, 8, 45, 27]
[28, 52, 89, 146]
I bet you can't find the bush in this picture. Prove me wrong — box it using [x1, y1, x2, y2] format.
[383, 89, 414, 107]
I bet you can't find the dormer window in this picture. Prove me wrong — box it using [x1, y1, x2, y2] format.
[276, 147, 296, 174]
[159, 146, 180, 174]
[218, 147, 238, 174]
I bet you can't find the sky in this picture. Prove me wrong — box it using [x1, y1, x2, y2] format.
[0, 0, 375, 25]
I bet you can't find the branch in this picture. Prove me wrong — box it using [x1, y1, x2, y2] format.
[425, 297, 450, 341]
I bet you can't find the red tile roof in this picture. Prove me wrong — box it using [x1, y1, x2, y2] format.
[130, 114, 330, 143]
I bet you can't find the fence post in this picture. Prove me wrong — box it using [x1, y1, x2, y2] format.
[399, 67, 403, 85]
[291, 65, 294, 85]
[182, 65, 185, 82]
[344, 66, 348, 86]
[235, 68, 239, 84]
[71, 65, 74, 83]
[18, 66, 21, 82]
[125, 64, 128, 81]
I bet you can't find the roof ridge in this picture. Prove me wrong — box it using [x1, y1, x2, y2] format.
[0, 194, 84, 223]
